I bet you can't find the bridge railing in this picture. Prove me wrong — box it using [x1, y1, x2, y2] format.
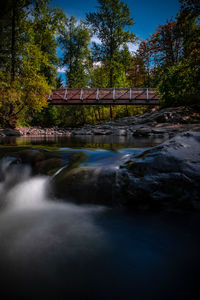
[48, 88, 160, 105]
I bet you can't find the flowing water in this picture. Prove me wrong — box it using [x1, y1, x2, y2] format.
[0, 135, 199, 300]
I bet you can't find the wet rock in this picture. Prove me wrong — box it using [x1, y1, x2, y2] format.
[100, 125, 112, 130]
[133, 127, 152, 137]
[117, 129, 127, 136]
[37, 158, 62, 176]
[17, 149, 45, 166]
[85, 131, 93, 135]
[0, 148, 63, 175]
[121, 131, 200, 209]
[52, 131, 200, 210]
[93, 129, 112, 135]
[0, 156, 21, 182]
[72, 131, 84, 135]
[0, 129, 22, 137]
[151, 128, 168, 134]
[52, 166, 117, 205]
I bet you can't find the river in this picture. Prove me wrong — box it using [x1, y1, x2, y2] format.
[0, 135, 199, 300]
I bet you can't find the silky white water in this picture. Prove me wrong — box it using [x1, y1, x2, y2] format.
[0, 158, 106, 289]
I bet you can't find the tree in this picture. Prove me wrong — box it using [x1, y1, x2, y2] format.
[58, 17, 92, 127]
[136, 0, 200, 106]
[0, 0, 66, 127]
[136, 40, 152, 87]
[0, 0, 32, 82]
[86, 0, 136, 118]
[127, 55, 147, 87]
[31, 1, 66, 85]
[86, 0, 136, 87]
[59, 16, 91, 88]
[56, 76, 64, 89]
[157, 0, 200, 105]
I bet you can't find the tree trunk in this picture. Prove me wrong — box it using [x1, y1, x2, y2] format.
[126, 105, 129, 116]
[110, 105, 113, 120]
[11, 3, 16, 82]
[102, 106, 105, 121]
[97, 106, 101, 120]
[93, 107, 98, 122]
[109, 62, 114, 120]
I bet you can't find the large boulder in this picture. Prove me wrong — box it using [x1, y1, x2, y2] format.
[120, 131, 200, 209]
[52, 131, 200, 210]
[0, 148, 63, 176]
[52, 166, 117, 205]
[0, 128, 22, 136]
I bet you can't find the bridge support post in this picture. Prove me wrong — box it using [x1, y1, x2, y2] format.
[64, 88, 67, 100]
[96, 88, 99, 102]
[80, 88, 84, 100]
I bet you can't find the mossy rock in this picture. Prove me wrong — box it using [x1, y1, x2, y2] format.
[52, 166, 117, 205]
[18, 149, 45, 164]
[36, 158, 62, 176]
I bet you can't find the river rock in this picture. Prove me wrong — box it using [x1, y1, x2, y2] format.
[52, 166, 117, 205]
[37, 158, 62, 176]
[117, 129, 127, 136]
[0, 128, 22, 136]
[133, 127, 152, 137]
[93, 129, 112, 135]
[52, 131, 200, 210]
[120, 131, 200, 209]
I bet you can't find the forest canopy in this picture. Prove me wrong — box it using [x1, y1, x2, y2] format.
[0, 0, 199, 128]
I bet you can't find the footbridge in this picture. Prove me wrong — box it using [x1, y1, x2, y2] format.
[48, 88, 159, 105]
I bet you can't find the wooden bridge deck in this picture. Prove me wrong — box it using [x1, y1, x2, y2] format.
[48, 88, 160, 105]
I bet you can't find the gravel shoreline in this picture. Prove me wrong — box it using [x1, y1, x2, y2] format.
[0, 106, 199, 138]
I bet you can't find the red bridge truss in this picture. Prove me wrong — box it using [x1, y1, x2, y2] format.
[48, 88, 160, 105]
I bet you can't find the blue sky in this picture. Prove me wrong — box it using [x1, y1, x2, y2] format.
[52, 0, 180, 40]
[53, 0, 180, 79]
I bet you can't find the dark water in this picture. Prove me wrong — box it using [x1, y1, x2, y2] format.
[0, 134, 166, 149]
[0, 135, 199, 300]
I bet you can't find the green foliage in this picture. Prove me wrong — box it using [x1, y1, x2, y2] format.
[86, 0, 136, 87]
[157, 58, 200, 106]
[127, 55, 147, 87]
[0, 0, 198, 129]
[59, 16, 91, 88]
[31, 1, 66, 86]
[137, 0, 200, 106]
[0, 0, 66, 127]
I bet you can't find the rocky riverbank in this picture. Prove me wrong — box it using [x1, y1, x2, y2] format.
[71, 105, 200, 138]
[0, 127, 71, 137]
[0, 105, 199, 138]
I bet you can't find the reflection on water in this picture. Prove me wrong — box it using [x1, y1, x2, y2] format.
[0, 134, 167, 149]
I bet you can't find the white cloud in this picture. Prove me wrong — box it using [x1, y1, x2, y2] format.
[91, 35, 139, 54]
[127, 42, 139, 53]
[91, 35, 102, 45]
[93, 61, 102, 69]
[57, 67, 67, 73]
